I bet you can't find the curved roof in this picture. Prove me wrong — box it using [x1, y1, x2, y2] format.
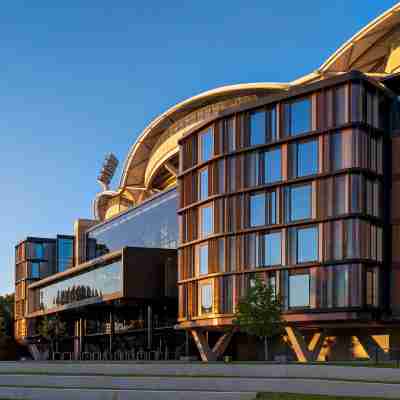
[119, 82, 288, 190]
[319, 3, 400, 74]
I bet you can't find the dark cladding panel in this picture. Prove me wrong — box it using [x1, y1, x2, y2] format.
[86, 188, 178, 261]
[123, 247, 177, 300]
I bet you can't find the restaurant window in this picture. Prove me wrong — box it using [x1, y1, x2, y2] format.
[250, 111, 265, 146]
[200, 204, 213, 237]
[287, 184, 312, 222]
[199, 168, 208, 201]
[198, 243, 209, 276]
[199, 129, 213, 162]
[289, 272, 310, 308]
[250, 193, 265, 227]
[284, 97, 311, 136]
[264, 231, 282, 266]
[201, 283, 213, 314]
[265, 147, 282, 184]
[296, 226, 318, 264]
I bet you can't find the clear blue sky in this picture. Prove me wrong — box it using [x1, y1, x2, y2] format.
[0, 0, 396, 294]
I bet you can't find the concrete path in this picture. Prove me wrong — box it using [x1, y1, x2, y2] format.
[0, 362, 399, 399]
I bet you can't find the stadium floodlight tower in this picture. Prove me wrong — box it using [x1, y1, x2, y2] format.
[97, 153, 119, 191]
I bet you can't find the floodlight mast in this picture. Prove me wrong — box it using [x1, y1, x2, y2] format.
[97, 153, 119, 191]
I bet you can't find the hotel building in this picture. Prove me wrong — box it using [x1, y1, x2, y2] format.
[14, 3, 400, 362]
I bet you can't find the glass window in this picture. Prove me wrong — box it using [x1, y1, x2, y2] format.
[200, 129, 213, 162]
[201, 283, 213, 314]
[250, 193, 265, 227]
[334, 175, 346, 215]
[290, 184, 312, 221]
[57, 238, 74, 273]
[297, 226, 318, 263]
[34, 243, 44, 259]
[36, 260, 123, 312]
[225, 118, 235, 152]
[265, 148, 282, 183]
[297, 140, 318, 177]
[334, 86, 347, 126]
[199, 243, 208, 275]
[366, 268, 378, 307]
[199, 168, 208, 200]
[334, 268, 348, 307]
[264, 232, 281, 266]
[330, 132, 342, 171]
[200, 204, 213, 237]
[266, 107, 277, 143]
[250, 111, 265, 146]
[289, 273, 310, 307]
[31, 262, 40, 279]
[86, 189, 178, 261]
[286, 98, 311, 136]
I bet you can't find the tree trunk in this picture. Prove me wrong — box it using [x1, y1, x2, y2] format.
[264, 336, 269, 361]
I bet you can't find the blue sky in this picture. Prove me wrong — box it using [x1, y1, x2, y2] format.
[0, 0, 396, 294]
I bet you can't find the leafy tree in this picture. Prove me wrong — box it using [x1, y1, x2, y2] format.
[0, 293, 14, 338]
[233, 275, 283, 361]
[37, 315, 67, 354]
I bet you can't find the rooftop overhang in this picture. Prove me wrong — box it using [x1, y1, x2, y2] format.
[119, 83, 288, 190]
[319, 3, 400, 74]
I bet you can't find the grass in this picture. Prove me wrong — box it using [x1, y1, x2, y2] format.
[256, 394, 400, 400]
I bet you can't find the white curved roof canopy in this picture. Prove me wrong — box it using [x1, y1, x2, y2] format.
[320, 3, 400, 74]
[119, 82, 288, 190]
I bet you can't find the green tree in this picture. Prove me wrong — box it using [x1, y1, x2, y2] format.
[37, 315, 67, 354]
[233, 276, 283, 361]
[0, 293, 14, 338]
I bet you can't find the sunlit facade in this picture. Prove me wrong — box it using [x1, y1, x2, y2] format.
[14, 3, 400, 361]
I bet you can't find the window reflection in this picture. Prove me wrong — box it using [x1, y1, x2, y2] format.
[87, 189, 178, 261]
[198, 243, 208, 275]
[285, 98, 311, 136]
[200, 204, 213, 237]
[35, 260, 122, 312]
[250, 193, 265, 227]
[288, 184, 312, 221]
[289, 273, 310, 308]
[296, 226, 318, 263]
[200, 129, 213, 162]
[264, 148, 281, 183]
[297, 140, 318, 177]
[199, 168, 208, 201]
[264, 231, 281, 266]
[250, 111, 265, 146]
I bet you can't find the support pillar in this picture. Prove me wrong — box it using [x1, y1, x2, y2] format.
[147, 305, 153, 350]
[190, 329, 217, 362]
[285, 326, 312, 362]
[109, 310, 114, 353]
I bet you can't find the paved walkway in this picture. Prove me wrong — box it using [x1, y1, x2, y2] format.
[0, 362, 399, 399]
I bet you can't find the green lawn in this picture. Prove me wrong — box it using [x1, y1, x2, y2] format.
[256, 394, 399, 400]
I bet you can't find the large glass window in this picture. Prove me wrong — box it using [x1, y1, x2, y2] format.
[330, 132, 342, 171]
[265, 148, 282, 183]
[199, 168, 208, 201]
[86, 189, 178, 260]
[36, 260, 123, 312]
[289, 273, 310, 307]
[200, 129, 213, 162]
[199, 243, 208, 276]
[250, 111, 265, 146]
[297, 226, 318, 263]
[201, 283, 213, 314]
[57, 237, 74, 273]
[285, 98, 311, 136]
[250, 193, 265, 227]
[288, 184, 312, 221]
[264, 231, 281, 266]
[297, 140, 318, 177]
[200, 204, 213, 237]
[31, 262, 40, 279]
[224, 118, 236, 152]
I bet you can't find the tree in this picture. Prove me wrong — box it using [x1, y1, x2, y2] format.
[233, 276, 283, 361]
[0, 293, 14, 338]
[37, 315, 67, 354]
